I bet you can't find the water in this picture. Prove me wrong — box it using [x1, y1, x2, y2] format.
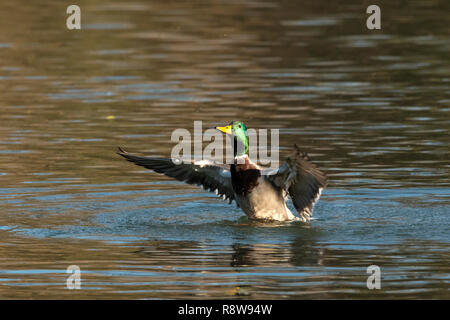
[0, 0, 449, 299]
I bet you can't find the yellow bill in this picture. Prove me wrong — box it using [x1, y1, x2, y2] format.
[215, 125, 232, 135]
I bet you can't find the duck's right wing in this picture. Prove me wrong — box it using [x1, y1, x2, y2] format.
[117, 147, 235, 203]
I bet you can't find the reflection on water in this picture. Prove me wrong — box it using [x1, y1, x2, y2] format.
[0, 0, 449, 299]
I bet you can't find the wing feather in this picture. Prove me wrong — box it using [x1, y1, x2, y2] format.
[266, 145, 327, 221]
[117, 147, 235, 203]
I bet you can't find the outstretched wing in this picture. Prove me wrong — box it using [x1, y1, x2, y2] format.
[117, 147, 235, 203]
[266, 144, 327, 221]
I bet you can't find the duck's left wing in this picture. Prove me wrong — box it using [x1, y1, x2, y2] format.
[117, 147, 235, 203]
[265, 144, 327, 221]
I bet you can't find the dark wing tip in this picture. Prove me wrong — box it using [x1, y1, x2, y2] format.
[293, 144, 311, 161]
[291, 144, 328, 188]
[117, 146, 128, 156]
[117, 147, 138, 163]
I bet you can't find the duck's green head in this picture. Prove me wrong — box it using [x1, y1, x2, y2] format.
[215, 121, 248, 157]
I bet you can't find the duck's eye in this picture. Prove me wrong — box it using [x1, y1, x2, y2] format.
[238, 125, 241, 128]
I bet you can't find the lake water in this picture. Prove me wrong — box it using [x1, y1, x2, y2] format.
[0, 0, 448, 299]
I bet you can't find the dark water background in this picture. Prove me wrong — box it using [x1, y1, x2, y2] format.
[0, 0, 448, 298]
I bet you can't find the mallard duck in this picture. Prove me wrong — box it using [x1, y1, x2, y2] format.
[118, 121, 327, 222]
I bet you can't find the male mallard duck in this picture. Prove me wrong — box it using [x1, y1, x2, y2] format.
[118, 121, 327, 222]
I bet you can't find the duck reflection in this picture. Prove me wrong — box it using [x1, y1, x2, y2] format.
[131, 236, 449, 299]
[230, 238, 325, 268]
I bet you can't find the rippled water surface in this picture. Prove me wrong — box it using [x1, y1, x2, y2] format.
[0, 0, 449, 299]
